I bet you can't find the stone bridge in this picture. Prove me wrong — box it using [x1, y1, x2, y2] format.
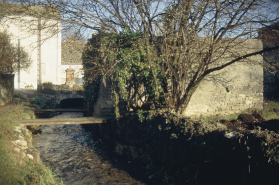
[16, 87, 84, 108]
[51, 90, 83, 106]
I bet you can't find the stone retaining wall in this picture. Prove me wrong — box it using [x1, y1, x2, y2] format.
[185, 61, 263, 117]
[12, 124, 41, 163]
[186, 39, 263, 116]
[93, 79, 115, 118]
[258, 23, 279, 99]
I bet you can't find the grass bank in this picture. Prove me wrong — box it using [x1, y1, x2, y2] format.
[0, 102, 62, 185]
[198, 100, 279, 123]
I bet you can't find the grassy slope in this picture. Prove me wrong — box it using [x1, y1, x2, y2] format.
[199, 100, 279, 123]
[0, 102, 62, 185]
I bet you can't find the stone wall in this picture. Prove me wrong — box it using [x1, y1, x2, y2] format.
[0, 74, 14, 106]
[93, 39, 263, 117]
[258, 23, 279, 99]
[184, 61, 263, 117]
[185, 39, 263, 116]
[261, 51, 279, 99]
[91, 78, 116, 143]
[93, 78, 115, 118]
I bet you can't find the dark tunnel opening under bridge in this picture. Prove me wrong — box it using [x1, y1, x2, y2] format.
[60, 98, 84, 109]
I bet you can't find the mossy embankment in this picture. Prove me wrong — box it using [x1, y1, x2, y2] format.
[96, 102, 279, 185]
[0, 91, 62, 185]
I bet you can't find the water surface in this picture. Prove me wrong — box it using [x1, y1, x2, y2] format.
[33, 112, 145, 185]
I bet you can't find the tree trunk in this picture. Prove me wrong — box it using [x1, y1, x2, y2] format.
[176, 79, 202, 115]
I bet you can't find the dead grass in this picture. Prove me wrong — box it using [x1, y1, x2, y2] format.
[259, 101, 279, 120]
[198, 100, 279, 123]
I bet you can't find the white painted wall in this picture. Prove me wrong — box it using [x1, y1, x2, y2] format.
[0, 15, 61, 89]
[40, 19, 61, 85]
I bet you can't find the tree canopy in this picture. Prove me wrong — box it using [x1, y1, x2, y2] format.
[0, 31, 31, 74]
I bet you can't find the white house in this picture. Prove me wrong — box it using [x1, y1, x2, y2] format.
[61, 38, 84, 85]
[0, 3, 61, 89]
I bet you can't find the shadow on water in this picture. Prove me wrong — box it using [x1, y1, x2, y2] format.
[81, 123, 149, 183]
[60, 98, 84, 109]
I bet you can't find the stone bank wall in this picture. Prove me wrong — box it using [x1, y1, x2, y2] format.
[185, 61, 263, 117]
[93, 79, 115, 117]
[258, 23, 279, 99]
[0, 74, 14, 106]
[185, 39, 263, 116]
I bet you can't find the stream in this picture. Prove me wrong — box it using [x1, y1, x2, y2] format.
[32, 112, 145, 185]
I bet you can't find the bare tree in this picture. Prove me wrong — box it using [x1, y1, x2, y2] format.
[157, 0, 279, 113]
[10, 0, 279, 114]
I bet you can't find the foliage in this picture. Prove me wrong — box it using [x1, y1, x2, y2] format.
[83, 31, 167, 113]
[252, 128, 279, 164]
[0, 30, 31, 74]
[259, 101, 279, 120]
[38, 82, 84, 94]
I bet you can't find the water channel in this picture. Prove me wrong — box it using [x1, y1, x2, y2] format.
[32, 112, 145, 185]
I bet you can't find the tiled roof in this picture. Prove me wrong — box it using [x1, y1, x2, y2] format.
[62, 38, 85, 64]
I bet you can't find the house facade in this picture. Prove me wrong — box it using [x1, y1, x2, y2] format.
[61, 38, 84, 85]
[0, 3, 61, 89]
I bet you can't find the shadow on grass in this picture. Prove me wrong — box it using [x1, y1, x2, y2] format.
[83, 112, 279, 185]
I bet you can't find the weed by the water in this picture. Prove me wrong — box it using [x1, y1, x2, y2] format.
[259, 101, 279, 120]
[197, 101, 279, 124]
[0, 104, 63, 185]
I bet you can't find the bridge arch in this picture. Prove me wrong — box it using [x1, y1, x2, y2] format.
[60, 98, 84, 108]
[40, 90, 85, 109]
